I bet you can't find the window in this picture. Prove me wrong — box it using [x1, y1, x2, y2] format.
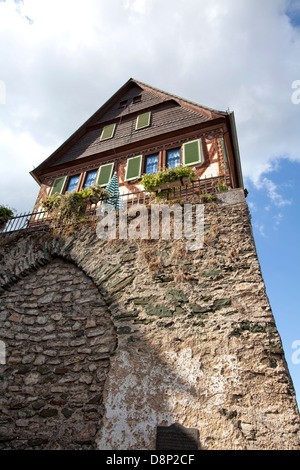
[66, 174, 80, 193]
[96, 162, 114, 187]
[125, 155, 142, 181]
[119, 100, 128, 108]
[83, 169, 98, 189]
[136, 112, 151, 130]
[133, 95, 142, 104]
[145, 154, 159, 174]
[50, 176, 67, 196]
[182, 139, 204, 167]
[166, 148, 181, 169]
[100, 123, 116, 141]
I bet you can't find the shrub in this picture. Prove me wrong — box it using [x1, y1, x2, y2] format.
[141, 167, 196, 192]
[41, 184, 110, 224]
[0, 205, 14, 230]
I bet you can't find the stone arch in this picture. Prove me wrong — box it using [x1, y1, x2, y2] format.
[0, 255, 117, 450]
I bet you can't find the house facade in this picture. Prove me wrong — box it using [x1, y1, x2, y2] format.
[30, 78, 244, 209]
[1, 80, 300, 451]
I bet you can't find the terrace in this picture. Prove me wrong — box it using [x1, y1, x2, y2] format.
[1, 174, 231, 237]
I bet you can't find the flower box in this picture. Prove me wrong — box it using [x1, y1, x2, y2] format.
[155, 176, 191, 193]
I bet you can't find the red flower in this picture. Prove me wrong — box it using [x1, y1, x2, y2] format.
[83, 200, 88, 204]
[46, 200, 50, 203]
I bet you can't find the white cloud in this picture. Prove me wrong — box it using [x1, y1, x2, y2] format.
[255, 177, 292, 207]
[253, 222, 267, 238]
[273, 212, 284, 230]
[0, 0, 300, 212]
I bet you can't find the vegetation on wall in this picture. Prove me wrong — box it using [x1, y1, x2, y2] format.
[41, 184, 110, 223]
[141, 167, 196, 192]
[0, 205, 14, 230]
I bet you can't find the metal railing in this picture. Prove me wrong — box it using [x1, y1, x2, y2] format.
[1, 174, 230, 236]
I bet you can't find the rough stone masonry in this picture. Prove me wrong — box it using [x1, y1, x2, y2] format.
[0, 189, 299, 450]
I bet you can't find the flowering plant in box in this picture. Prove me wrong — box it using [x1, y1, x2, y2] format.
[141, 167, 196, 192]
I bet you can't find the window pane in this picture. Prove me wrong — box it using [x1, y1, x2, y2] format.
[167, 148, 181, 169]
[66, 174, 80, 193]
[84, 170, 98, 189]
[145, 154, 158, 174]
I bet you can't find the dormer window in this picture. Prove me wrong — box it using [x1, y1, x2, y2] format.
[133, 95, 142, 104]
[119, 100, 128, 108]
[100, 123, 116, 141]
[136, 112, 151, 130]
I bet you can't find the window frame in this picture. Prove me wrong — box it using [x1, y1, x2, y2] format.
[135, 112, 151, 130]
[65, 174, 81, 193]
[96, 162, 115, 187]
[144, 153, 159, 175]
[49, 176, 67, 197]
[100, 123, 116, 142]
[125, 155, 143, 182]
[119, 100, 128, 108]
[166, 147, 181, 169]
[182, 139, 204, 167]
[83, 168, 99, 190]
[133, 95, 142, 104]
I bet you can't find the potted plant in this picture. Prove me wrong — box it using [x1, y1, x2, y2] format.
[0, 205, 14, 231]
[141, 167, 196, 193]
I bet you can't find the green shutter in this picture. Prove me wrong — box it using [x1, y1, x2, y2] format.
[97, 162, 114, 187]
[136, 112, 151, 130]
[50, 176, 67, 196]
[183, 139, 203, 166]
[100, 124, 116, 141]
[125, 155, 142, 181]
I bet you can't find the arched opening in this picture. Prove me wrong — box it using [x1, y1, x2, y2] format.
[0, 257, 117, 450]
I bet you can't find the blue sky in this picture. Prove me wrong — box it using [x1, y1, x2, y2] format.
[246, 160, 300, 405]
[0, 0, 300, 409]
[286, 0, 300, 27]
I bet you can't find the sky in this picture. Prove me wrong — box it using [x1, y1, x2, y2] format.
[0, 0, 300, 408]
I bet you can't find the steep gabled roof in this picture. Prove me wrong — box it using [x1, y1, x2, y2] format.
[30, 78, 233, 184]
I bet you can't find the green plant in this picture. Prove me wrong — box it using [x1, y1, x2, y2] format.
[141, 167, 196, 192]
[0, 205, 14, 230]
[200, 194, 216, 203]
[41, 184, 110, 226]
[216, 180, 227, 192]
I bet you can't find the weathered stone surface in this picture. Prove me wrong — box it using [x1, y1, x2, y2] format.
[0, 193, 299, 451]
[0, 258, 116, 450]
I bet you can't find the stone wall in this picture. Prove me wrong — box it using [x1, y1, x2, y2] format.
[0, 189, 299, 450]
[0, 259, 116, 449]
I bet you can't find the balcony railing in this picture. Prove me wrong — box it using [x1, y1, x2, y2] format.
[1, 174, 230, 236]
